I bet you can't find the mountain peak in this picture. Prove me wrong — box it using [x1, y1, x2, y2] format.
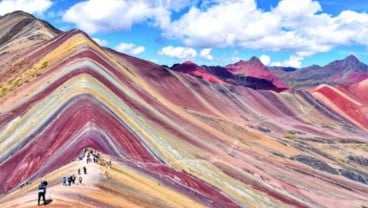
[233, 56, 263, 66]
[344, 54, 360, 64]
[0, 10, 34, 19]
[182, 60, 196, 65]
[171, 61, 227, 84]
[227, 56, 267, 73]
[0, 10, 61, 47]
[225, 56, 289, 90]
[0, 11, 61, 85]
[249, 56, 261, 63]
[325, 54, 365, 71]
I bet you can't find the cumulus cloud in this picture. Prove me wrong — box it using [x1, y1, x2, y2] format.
[115, 42, 145, 55]
[162, 0, 258, 47]
[92, 38, 108, 46]
[63, 0, 152, 34]
[62, 0, 368, 67]
[272, 55, 304, 68]
[0, 0, 52, 15]
[62, 0, 198, 34]
[159, 0, 368, 66]
[259, 55, 271, 65]
[199, 48, 213, 60]
[158, 46, 197, 60]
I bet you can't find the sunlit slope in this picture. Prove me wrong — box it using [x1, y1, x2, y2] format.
[0, 30, 367, 208]
[0, 155, 211, 208]
[312, 80, 368, 131]
[0, 11, 60, 87]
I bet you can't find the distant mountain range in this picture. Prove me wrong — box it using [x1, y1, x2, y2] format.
[167, 54, 368, 90]
[269, 54, 368, 88]
[167, 57, 289, 92]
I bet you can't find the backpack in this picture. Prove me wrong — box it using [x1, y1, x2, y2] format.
[38, 183, 47, 193]
[38, 185, 45, 193]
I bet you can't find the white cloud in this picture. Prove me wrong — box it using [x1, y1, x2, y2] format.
[159, 0, 368, 63]
[92, 38, 108, 46]
[272, 55, 304, 68]
[0, 0, 52, 15]
[231, 50, 240, 63]
[274, 0, 321, 18]
[61, 0, 195, 34]
[63, 0, 148, 34]
[162, 0, 258, 47]
[131, 46, 145, 55]
[158, 46, 197, 60]
[199, 48, 213, 60]
[61, 0, 368, 64]
[163, 0, 198, 11]
[259, 55, 271, 65]
[282, 55, 304, 68]
[115, 42, 145, 55]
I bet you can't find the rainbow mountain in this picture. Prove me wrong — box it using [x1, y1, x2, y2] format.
[0, 11, 368, 208]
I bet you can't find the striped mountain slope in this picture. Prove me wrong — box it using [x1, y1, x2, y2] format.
[0, 15, 367, 208]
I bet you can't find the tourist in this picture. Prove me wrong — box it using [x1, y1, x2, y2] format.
[72, 175, 76, 184]
[68, 176, 72, 186]
[37, 180, 48, 206]
[62, 176, 67, 186]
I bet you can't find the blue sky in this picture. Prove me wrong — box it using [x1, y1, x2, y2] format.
[1, 0, 368, 67]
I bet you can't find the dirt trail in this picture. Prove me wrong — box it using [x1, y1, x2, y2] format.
[0, 157, 109, 207]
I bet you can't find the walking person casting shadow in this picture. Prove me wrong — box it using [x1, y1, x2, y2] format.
[38, 180, 53, 206]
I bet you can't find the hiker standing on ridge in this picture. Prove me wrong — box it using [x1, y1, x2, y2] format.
[72, 174, 76, 184]
[68, 176, 72, 186]
[62, 176, 67, 186]
[38, 180, 48, 206]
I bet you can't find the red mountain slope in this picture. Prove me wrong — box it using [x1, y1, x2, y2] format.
[226, 57, 289, 90]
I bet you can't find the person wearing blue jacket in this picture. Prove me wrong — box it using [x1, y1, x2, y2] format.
[62, 176, 67, 186]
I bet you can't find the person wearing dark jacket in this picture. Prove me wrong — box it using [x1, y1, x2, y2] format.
[38, 180, 48, 206]
[72, 174, 76, 184]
